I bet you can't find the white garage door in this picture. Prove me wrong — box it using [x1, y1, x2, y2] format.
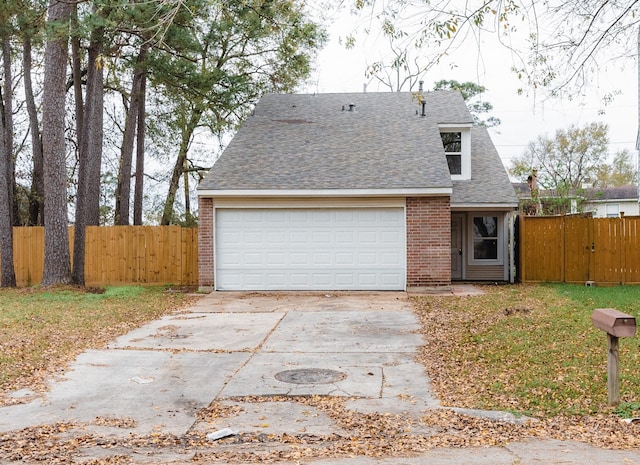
[215, 208, 406, 290]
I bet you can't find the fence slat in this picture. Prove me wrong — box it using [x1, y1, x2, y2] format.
[624, 217, 640, 283]
[564, 216, 590, 283]
[520, 216, 564, 282]
[5, 226, 198, 287]
[521, 215, 640, 284]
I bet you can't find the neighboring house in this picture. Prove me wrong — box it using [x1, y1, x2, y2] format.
[197, 91, 518, 291]
[514, 183, 639, 218]
[582, 186, 639, 218]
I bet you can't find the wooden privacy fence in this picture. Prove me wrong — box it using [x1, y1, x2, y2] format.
[519, 215, 640, 284]
[8, 226, 198, 287]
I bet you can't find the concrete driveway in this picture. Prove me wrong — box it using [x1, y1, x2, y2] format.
[0, 292, 437, 438]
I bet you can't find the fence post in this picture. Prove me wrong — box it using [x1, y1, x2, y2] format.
[621, 214, 626, 285]
[520, 215, 526, 283]
[607, 334, 620, 406]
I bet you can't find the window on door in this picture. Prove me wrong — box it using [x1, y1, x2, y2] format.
[470, 215, 502, 264]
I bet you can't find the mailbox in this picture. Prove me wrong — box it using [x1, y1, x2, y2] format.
[591, 308, 636, 338]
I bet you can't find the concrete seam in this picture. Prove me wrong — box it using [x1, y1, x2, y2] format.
[213, 311, 288, 400]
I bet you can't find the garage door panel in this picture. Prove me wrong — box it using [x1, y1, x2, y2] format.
[335, 231, 354, 243]
[335, 274, 355, 285]
[381, 230, 402, 243]
[381, 273, 403, 286]
[312, 231, 331, 243]
[335, 252, 355, 265]
[290, 274, 310, 285]
[312, 211, 331, 222]
[244, 231, 263, 244]
[266, 253, 286, 265]
[311, 273, 332, 286]
[215, 208, 405, 290]
[290, 252, 310, 265]
[290, 231, 308, 242]
[358, 231, 377, 243]
[244, 253, 263, 265]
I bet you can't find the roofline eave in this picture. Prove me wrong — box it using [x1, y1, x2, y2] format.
[451, 203, 519, 211]
[197, 187, 453, 198]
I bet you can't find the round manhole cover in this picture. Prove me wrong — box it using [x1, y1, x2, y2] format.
[275, 368, 347, 385]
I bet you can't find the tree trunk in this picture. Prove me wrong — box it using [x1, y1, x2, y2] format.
[0, 34, 16, 287]
[71, 7, 83, 152]
[72, 27, 104, 285]
[160, 109, 202, 225]
[2, 36, 15, 227]
[183, 158, 192, 225]
[42, 0, 72, 286]
[133, 67, 147, 225]
[115, 47, 147, 225]
[24, 36, 44, 226]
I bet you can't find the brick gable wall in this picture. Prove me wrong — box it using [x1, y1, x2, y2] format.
[406, 197, 451, 288]
[198, 197, 215, 291]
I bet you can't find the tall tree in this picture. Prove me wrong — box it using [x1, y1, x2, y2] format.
[0, 1, 18, 286]
[594, 149, 638, 188]
[41, 0, 73, 286]
[114, 45, 148, 226]
[155, 0, 324, 224]
[72, 2, 105, 284]
[23, 32, 45, 226]
[510, 122, 610, 191]
[351, 1, 640, 100]
[0, 33, 16, 287]
[133, 66, 147, 225]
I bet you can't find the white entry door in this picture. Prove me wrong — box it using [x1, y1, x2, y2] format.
[215, 208, 406, 290]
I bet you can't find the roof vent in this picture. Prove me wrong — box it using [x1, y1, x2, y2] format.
[342, 103, 356, 112]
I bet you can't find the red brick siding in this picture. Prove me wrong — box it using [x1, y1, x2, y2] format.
[198, 197, 215, 290]
[406, 197, 451, 287]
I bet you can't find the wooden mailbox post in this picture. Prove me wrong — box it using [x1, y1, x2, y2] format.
[591, 308, 637, 407]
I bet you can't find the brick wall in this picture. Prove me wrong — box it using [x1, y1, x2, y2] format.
[406, 196, 451, 287]
[198, 197, 214, 291]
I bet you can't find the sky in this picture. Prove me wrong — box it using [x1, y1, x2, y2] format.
[301, 9, 639, 179]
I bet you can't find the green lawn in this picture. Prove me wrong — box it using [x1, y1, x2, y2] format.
[413, 283, 640, 418]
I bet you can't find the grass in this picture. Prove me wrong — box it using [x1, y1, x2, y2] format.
[0, 285, 197, 404]
[413, 283, 640, 418]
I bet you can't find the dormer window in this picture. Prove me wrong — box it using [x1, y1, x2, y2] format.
[441, 132, 462, 175]
[440, 126, 471, 180]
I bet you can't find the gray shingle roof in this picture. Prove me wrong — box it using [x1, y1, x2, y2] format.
[585, 185, 638, 201]
[451, 127, 518, 206]
[199, 91, 517, 207]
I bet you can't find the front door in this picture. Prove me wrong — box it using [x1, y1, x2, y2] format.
[451, 215, 463, 280]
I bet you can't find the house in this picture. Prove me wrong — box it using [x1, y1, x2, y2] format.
[197, 91, 518, 291]
[514, 183, 639, 217]
[582, 185, 639, 218]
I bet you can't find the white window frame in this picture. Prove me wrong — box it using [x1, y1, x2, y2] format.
[467, 213, 504, 265]
[605, 203, 620, 218]
[439, 125, 471, 180]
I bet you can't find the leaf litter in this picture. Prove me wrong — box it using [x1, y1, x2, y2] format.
[2, 284, 640, 463]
